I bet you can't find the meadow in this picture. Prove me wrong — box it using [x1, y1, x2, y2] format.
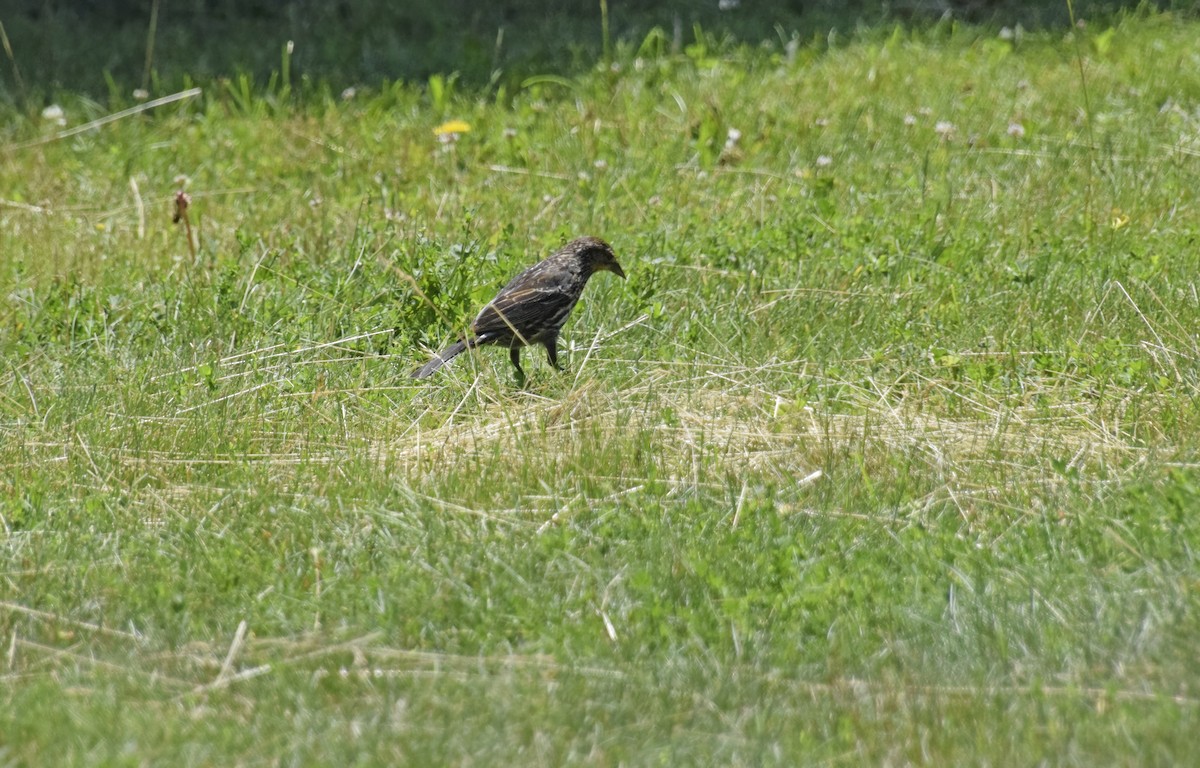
[2, 10, 1200, 765]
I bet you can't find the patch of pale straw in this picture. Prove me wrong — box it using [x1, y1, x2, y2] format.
[377, 361, 1152, 509]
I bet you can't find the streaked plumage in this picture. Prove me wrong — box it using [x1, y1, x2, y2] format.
[413, 236, 625, 380]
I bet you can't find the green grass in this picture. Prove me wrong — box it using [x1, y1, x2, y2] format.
[3, 11, 1200, 765]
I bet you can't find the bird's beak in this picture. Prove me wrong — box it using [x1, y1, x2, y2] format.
[611, 262, 626, 280]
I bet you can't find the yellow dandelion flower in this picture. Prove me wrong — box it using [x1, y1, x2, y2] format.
[434, 120, 471, 136]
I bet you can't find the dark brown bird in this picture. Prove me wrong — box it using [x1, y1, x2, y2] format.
[413, 236, 625, 380]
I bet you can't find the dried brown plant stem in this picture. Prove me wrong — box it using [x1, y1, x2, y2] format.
[174, 190, 196, 260]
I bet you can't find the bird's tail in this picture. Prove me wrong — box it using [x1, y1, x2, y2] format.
[412, 339, 471, 379]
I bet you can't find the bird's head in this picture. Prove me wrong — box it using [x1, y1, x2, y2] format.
[569, 236, 626, 280]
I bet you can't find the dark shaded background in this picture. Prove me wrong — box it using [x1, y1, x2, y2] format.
[0, 0, 1189, 98]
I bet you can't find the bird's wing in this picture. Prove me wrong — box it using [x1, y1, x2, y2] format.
[473, 283, 578, 342]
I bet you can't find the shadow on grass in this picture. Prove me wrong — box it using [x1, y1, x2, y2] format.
[0, 0, 1174, 98]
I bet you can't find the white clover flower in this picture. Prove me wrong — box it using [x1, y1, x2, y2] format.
[815, 155, 833, 167]
[41, 104, 66, 126]
[935, 120, 956, 137]
[724, 127, 742, 151]
[1007, 122, 1026, 138]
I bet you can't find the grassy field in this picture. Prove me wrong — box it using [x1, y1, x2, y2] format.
[3, 10, 1200, 765]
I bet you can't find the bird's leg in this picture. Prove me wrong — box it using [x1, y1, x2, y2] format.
[509, 346, 526, 382]
[544, 334, 562, 371]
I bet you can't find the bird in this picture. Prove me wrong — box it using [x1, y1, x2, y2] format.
[413, 236, 626, 380]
